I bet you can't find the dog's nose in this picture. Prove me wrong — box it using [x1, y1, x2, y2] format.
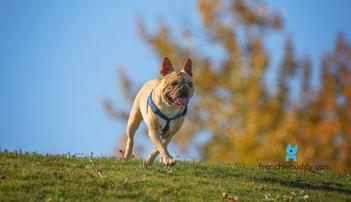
[179, 85, 188, 97]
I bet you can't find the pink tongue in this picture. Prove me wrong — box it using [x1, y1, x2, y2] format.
[176, 97, 189, 106]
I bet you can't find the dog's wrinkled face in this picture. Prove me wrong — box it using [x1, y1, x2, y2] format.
[159, 58, 194, 106]
[162, 71, 193, 106]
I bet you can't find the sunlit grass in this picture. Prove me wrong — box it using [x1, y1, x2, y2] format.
[0, 151, 350, 201]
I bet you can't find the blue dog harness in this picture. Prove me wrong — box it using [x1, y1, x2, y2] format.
[147, 90, 187, 134]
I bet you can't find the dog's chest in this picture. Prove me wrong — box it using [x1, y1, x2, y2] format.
[155, 116, 183, 134]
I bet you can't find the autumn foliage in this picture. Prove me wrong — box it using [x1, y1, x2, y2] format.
[105, 0, 351, 173]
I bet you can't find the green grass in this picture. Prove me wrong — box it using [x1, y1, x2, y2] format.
[0, 152, 350, 201]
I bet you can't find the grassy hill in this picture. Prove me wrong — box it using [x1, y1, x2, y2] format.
[0, 151, 350, 201]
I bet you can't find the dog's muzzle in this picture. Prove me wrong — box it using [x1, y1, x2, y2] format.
[179, 85, 188, 98]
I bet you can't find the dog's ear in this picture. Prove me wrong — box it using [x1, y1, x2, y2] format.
[182, 58, 192, 77]
[161, 57, 174, 76]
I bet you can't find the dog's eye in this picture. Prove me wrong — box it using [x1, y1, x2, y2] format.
[189, 82, 193, 87]
[171, 81, 178, 86]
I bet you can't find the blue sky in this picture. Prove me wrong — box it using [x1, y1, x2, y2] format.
[0, 1, 350, 157]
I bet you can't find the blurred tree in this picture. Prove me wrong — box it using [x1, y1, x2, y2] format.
[105, 0, 351, 172]
[293, 34, 351, 172]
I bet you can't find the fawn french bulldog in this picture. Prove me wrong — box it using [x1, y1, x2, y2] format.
[123, 57, 194, 166]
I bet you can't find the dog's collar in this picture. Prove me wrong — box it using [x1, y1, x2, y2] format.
[147, 90, 187, 134]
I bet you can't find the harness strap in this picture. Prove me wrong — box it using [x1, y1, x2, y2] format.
[147, 90, 187, 134]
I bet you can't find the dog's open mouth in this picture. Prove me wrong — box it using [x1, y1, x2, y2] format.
[175, 97, 189, 106]
[166, 94, 189, 106]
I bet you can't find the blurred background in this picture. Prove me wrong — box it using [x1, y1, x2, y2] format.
[0, 0, 350, 173]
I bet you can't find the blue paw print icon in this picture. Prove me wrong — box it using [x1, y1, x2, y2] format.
[285, 144, 298, 161]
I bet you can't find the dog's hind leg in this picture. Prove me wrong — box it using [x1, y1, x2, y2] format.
[123, 99, 142, 160]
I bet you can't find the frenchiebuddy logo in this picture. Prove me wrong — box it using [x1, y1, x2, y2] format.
[285, 144, 298, 161]
[258, 144, 331, 171]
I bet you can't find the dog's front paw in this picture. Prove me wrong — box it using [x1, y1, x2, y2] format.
[160, 156, 177, 166]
